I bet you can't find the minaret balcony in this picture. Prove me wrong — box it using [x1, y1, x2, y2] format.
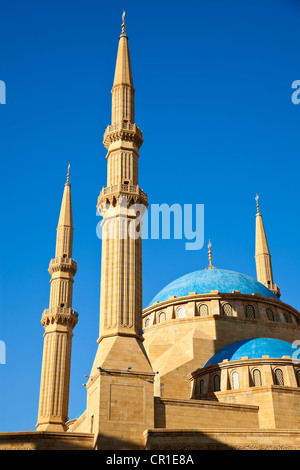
[43, 307, 78, 317]
[48, 257, 77, 275]
[41, 307, 78, 328]
[97, 183, 148, 207]
[103, 121, 143, 149]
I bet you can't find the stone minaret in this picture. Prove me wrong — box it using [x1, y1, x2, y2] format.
[87, 13, 154, 449]
[36, 165, 78, 432]
[95, 11, 148, 347]
[255, 194, 280, 297]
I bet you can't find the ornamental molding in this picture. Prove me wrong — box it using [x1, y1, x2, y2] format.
[103, 123, 143, 150]
[41, 309, 78, 329]
[48, 258, 77, 276]
[142, 292, 300, 318]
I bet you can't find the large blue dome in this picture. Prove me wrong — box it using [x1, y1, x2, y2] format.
[204, 338, 295, 366]
[148, 269, 278, 306]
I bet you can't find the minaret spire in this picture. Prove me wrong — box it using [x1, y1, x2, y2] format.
[255, 193, 260, 214]
[255, 194, 280, 297]
[66, 161, 70, 185]
[121, 8, 126, 36]
[57, 163, 73, 231]
[111, 10, 136, 127]
[36, 169, 78, 431]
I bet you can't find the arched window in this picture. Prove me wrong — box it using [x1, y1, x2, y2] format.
[199, 379, 204, 395]
[159, 312, 166, 323]
[199, 304, 209, 317]
[232, 371, 240, 389]
[283, 313, 289, 323]
[177, 306, 186, 319]
[246, 305, 255, 319]
[266, 308, 274, 321]
[296, 370, 300, 388]
[253, 369, 262, 387]
[274, 368, 284, 386]
[222, 303, 233, 316]
[145, 318, 150, 328]
[213, 374, 220, 392]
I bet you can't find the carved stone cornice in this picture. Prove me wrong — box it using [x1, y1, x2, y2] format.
[97, 183, 148, 210]
[48, 257, 77, 276]
[41, 307, 78, 329]
[103, 121, 143, 150]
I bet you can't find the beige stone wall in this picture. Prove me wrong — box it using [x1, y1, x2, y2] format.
[0, 432, 93, 450]
[271, 387, 300, 429]
[144, 429, 300, 450]
[88, 369, 155, 450]
[154, 397, 259, 430]
[195, 385, 300, 430]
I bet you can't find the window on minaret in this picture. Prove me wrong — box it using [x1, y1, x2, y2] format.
[283, 313, 289, 323]
[199, 379, 204, 395]
[145, 318, 150, 328]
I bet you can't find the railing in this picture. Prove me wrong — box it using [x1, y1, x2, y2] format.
[50, 257, 77, 267]
[43, 307, 79, 318]
[105, 121, 142, 134]
[99, 183, 147, 201]
[103, 121, 143, 150]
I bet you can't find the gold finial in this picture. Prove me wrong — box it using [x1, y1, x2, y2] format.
[206, 240, 216, 270]
[66, 161, 70, 185]
[121, 8, 126, 36]
[255, 193, 260, 214]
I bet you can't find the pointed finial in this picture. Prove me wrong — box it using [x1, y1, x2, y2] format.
[66, 161, 70, 185]
[206, 239, 216, 270]
[121, 8, 126, 36]
[255, 193, 260, 214]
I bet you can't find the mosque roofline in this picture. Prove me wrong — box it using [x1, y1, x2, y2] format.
[142, 290, 300, 318]
[189, 355, 299, 382]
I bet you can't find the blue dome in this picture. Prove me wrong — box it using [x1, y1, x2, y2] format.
[148, 269, 278, 306]
[204, 338, 295, 366]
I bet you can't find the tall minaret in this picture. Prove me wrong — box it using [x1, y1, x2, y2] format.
[96, 10, 147, 346]
[87, 13, 154, 449]
[255, 194, 280, 297]
[36, 165, 78, 432]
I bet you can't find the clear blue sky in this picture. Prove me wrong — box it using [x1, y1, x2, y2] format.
[0, 0, 299, 431]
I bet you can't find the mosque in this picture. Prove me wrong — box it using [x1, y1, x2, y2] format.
[1, 13, 300, 450]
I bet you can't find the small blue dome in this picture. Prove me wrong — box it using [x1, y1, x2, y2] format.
[148, 269, 278, 306]
[204, 338, 295, 366]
